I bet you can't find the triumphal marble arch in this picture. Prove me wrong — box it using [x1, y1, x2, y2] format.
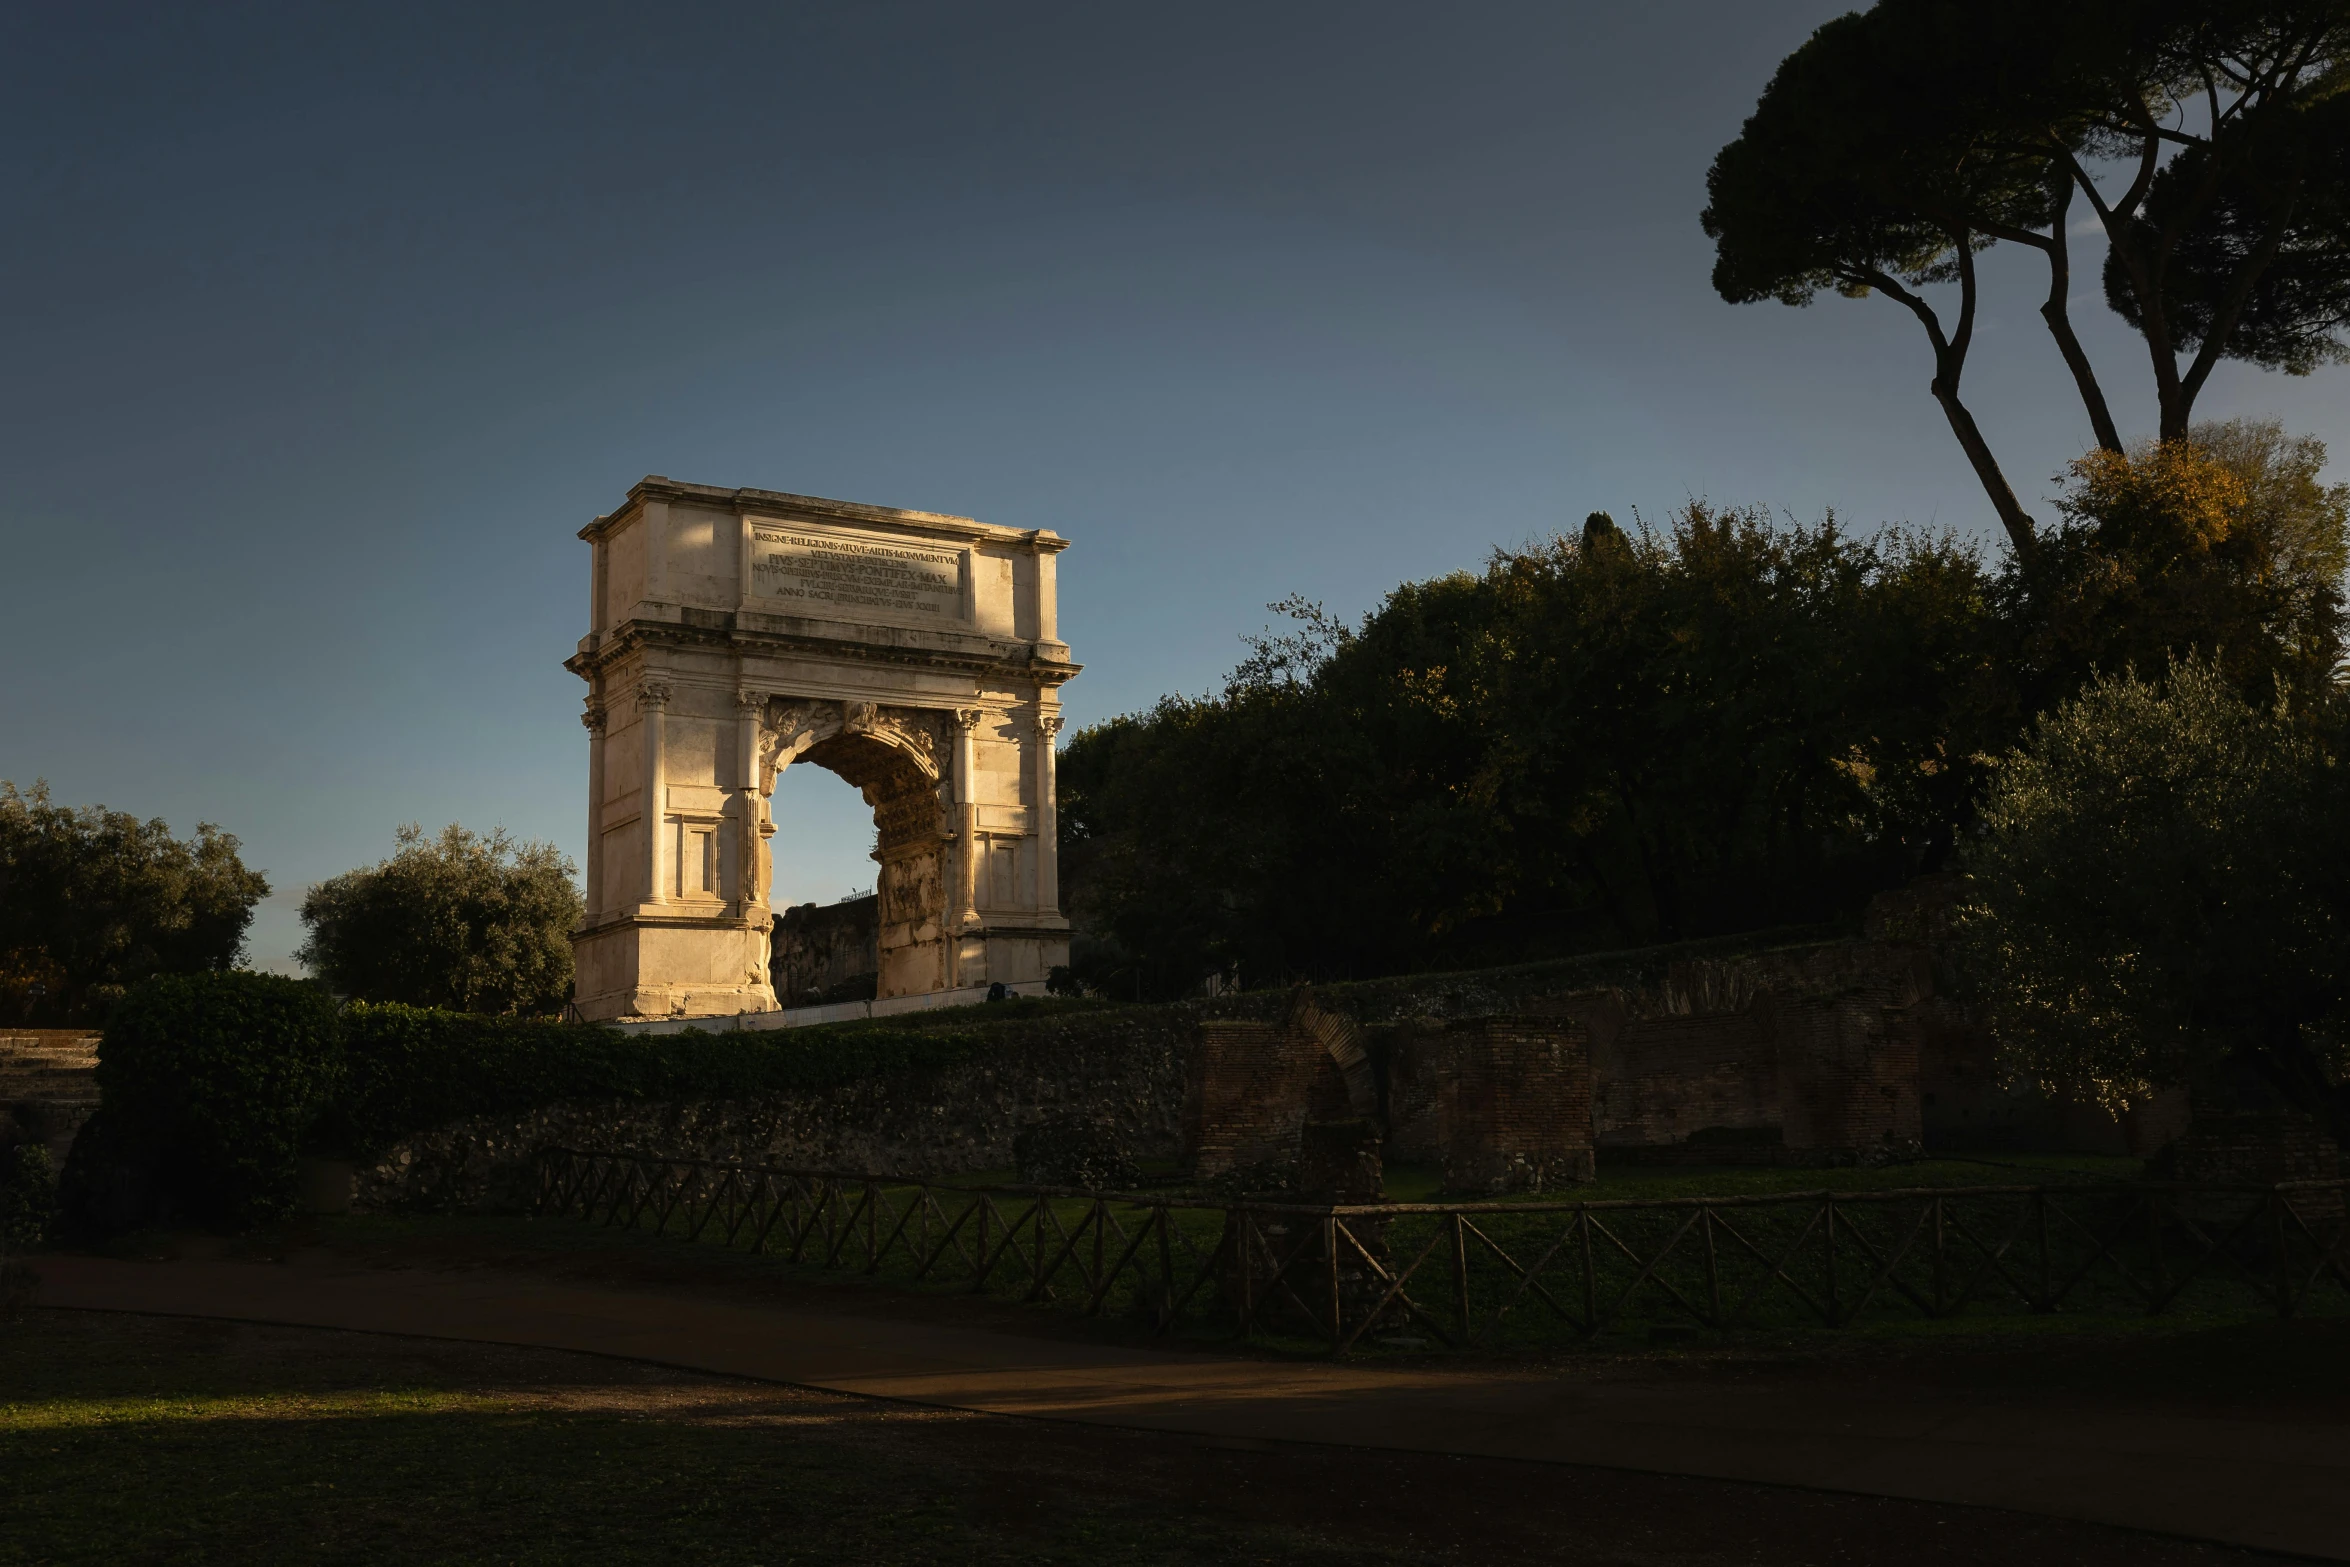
[565, 478, 1078, 1022]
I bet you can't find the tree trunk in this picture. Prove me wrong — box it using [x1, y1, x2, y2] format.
[1931, 382, 2038, 561]
[2034, 180, 2124, 454]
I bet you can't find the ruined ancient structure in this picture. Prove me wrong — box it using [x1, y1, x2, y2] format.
[0, 1030, 99, 1164]
[566, 479, 1078, 1022]
[1183, 995, 1597, 1194]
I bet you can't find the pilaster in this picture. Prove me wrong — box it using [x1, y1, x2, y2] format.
[637, 678, 671, 908]
[1034, 710, 1063, 918]
[581, 695, 607, 918]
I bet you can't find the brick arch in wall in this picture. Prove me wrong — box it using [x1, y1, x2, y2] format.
[756, 699, 952, 999]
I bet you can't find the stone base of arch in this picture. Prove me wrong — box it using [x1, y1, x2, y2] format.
[573, 911, 777, 1023]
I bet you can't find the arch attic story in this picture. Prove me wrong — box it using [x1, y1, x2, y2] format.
[565, 478, 1078, 1022]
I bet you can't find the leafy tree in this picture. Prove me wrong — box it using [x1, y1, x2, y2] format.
[297, 824, 581, 1016]
[2014, 419, 2348, 707]
[0, 781, 269, 1026]
[1704, 1, 2350, 553]
[1060, 508, 2004, 995]
[1958, 659, 2350, 1137]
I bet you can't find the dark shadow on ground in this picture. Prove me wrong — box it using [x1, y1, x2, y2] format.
[0, 1310, 2292, 1567]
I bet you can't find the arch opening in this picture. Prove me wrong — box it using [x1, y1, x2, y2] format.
[762, 716, 950, 1002]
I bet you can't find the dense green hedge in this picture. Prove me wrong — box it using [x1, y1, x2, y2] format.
[95, 972, 344, 1225]
[327, 1002, 1028, 1158]
[72, 976, 1128, 1230]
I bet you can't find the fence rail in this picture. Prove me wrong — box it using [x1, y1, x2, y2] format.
[533, 1147, 2350, 1354]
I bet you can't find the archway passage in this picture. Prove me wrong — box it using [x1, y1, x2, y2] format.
[788, 730, 948, 999]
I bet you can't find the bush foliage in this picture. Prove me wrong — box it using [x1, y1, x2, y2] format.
[1061, 424, 2348, 999]
[327, 1002, 1009, 1159]
[1959, 659, 2350, 1138]
[0, 782, 269, 1026]
[0, 1145, 57, 1250]
[1063, 504, 2002, 995]
[298, 824, 581, 1016]
[94, 972, 344, 1226]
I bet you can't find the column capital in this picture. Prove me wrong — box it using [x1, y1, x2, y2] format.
[953, 707, 985, 731]
[636, 679, 672, 711]
[581, 699, 607, 733]
[734, 689, 766, 718]
[1034, 713, 1063, 739]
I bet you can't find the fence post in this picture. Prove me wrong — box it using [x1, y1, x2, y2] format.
[2035, 1190, 2053, 1313]
[1452, 1213, 1471, 1344]
[1156, 1205, 1176, 1328]
[1580, 1209, 1597, 1337]
[1702, 1207, 1721, 1329]
[1326, 1214, 1343, 1355]
[2275, 1192, 2295, 1320]
[1931, 1196, 1946, 1316]
[1823, 1195, 1839, 1327]
[1237, 1211, 1255, 1339]
[971, 1198, 990, 1292]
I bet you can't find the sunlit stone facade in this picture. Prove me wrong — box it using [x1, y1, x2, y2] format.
[566, 478, 1077, 1021]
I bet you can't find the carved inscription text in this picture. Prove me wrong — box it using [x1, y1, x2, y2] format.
[750, 526, 962, 618]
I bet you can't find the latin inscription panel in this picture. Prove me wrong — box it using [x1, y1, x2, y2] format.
[748, 525, 964, 620]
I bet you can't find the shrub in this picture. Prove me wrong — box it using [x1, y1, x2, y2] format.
[329, 1002, 1017, 1159]
[298, 824, 580, 1016]
[1958, 659, 2350, 1137]
[0, 1145, 57, 1249]
[0, 781, 269, 1026]
[96, 972, 344, 1226]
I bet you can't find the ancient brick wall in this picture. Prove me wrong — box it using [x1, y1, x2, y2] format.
[1768, 991, 1922, 1151]
[1591, 1011, 1777, 1149]
[1442, 1016, 1594, 1192]
[1180, 1020, 1351, 1179]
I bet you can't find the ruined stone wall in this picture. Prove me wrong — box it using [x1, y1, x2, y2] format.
[1391, 943, 1935, 1161]
[1592, 1011, 1777, 1149]
[771, 894, 880, 1006]
[357, 920, 2149, 1214]
[1769, 991, 1922, 1151]
[0, 1030, 99, 1162]
[358, 1007, 1190, 1212]
[1180, 1021, 1350, 1180]
[1442, 1017, 1594, 1192]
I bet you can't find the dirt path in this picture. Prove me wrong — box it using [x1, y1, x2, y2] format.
[34, 1252, 2350, 1560]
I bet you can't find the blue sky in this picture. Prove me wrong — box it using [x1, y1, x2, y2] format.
[5, 2, 2345, 971]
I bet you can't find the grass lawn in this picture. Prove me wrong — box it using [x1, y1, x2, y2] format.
[0, 1307, 2291, 1567]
